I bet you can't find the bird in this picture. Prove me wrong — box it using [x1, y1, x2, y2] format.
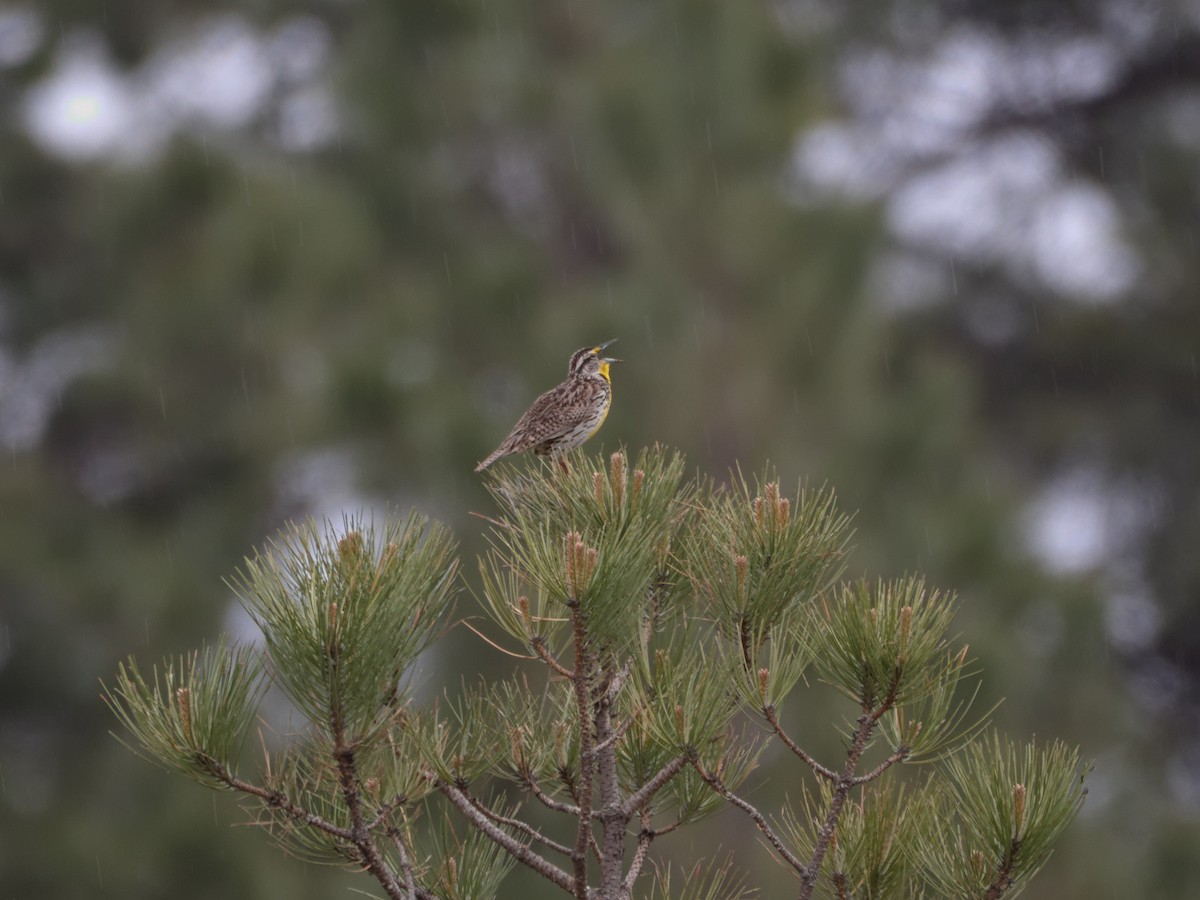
[475, 339, 620, 472]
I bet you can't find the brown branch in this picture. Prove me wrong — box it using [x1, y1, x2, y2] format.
[604, 658, 633, 703]
[797, 673, 902, 900]
[620, 796, 687, 895]
[738, 616, 755, 671]
[568, 601, 595, 900]
[555, 765, 602, 864]
[868, 670, 902, 724]
[585, 714, 634, 759]
[984, 836, 1022, 900]
[691, 756, 808, 877]
[559, 765, 583, 809]
[335, 742, 408, 900]
[645, 816, 684, 838]
[763, 705, 839, 782]
[850, 749, 907, 786]
[622, 810, 656, 896]
[212, 765, 353, 842]
[386, 827, 417, 895]
[466, 792, 576, 858]
[367, 792, 409, 832]
[532, 635, 575, 679]
[211, 753, 430, 898]
[323, 622, 409, 900]
[587, 829, 602, 866]
[434, 775, 577, 894]
[521, 770, 582, 817]
[619, 754, 688, 818]
[594, 660, 627, 899]
[385, 824, 437, 900]
[797, 715, 875, 900]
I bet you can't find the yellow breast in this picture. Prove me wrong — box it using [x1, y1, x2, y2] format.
[589, 391, 611, 436]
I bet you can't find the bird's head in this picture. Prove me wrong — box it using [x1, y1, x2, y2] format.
[569, 339, 620, 382]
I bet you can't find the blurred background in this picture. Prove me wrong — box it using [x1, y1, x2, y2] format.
[2, 1, 1199, 897]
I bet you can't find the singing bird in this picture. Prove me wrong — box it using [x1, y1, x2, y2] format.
[475, 340, 620, 472]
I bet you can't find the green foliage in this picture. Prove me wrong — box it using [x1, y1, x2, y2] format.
[488, 676, 580, 789]
[878, 655, 993, 765]
[730, 615, 815, 710]
[619, 617, 762, 826]
[479, 446, 689, 655]
[826, 779, 922, 899]
[664, 735, 761, 826]
[424, 812, 519, 900]
[419, 681, 516, 786]
[780, 779, 922, 899]
[104, 641, 265, 788]
[627, 624, 737, 752]
[256, 739, 355, 864]
[369, 715, 441, 820]
[106, 449, 1087, 899]
[645, 856, 752, 900]
[914, 734, 1090, 898]
[685, 470, 852, 650]
[230, 514, 458, 743]
[812, 577, 959, 710]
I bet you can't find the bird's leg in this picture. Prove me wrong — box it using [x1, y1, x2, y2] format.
[558, 457, 571, 475]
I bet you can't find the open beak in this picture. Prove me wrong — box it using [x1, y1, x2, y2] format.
[596, 338, 619, 362]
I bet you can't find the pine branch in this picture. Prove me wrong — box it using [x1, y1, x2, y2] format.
[586, 714, 635, 759]
[569, 601, 596, 900]
[385, 825, 430, 899]
[798, 713, 876, 900]
[107, 456, 1086, 900]
[832, 869, 850, 900]
[532, 636, 575, 679]
[594, 660, 627, 899]
[739, 616, 755, 671]
[433, 775, 577, 894]
[851, 749, 907, 786]
[916, 735, 1088, 898]
[555, 764, 604, 864]
[466, 791, 576, 858]
[763, 704, 838, 782]
[210, 761, 354, 842]
[622, 810, 656, 896]
[799, 672, 901, 900]
[646, 815, 684, 838]
[334, 741, 408, 900]
[691, 756, 809, 877]
[323, 614, 409, 900]
[603, 658, 633, 703]
[520, 769, 582, 817]
[367, 792, 410, 831]
[983, 835, 1021, 900]
[620, 755, 688, 818]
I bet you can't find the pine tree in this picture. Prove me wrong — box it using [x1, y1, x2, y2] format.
[106, 447, 1087, 899]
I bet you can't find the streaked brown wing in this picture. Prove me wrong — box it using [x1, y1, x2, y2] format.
[501, 382, 593, 452]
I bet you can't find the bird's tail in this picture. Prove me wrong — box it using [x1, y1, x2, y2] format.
[474, 448, 506, 472]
